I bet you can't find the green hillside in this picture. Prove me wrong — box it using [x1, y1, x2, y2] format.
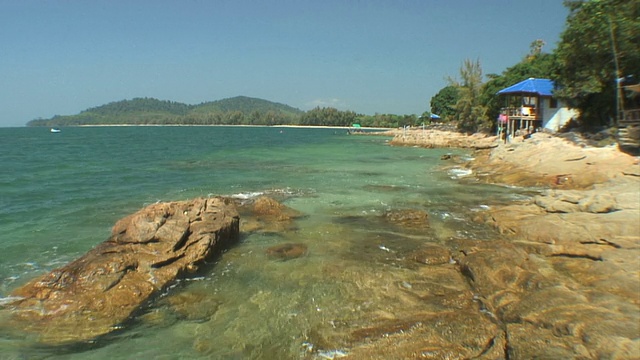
[26, 96, 410, 128]
[26, 96, 303, 127]
[192, 96, 303, 116]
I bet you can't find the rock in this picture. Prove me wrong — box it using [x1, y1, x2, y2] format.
[384, 209, 429, 228]
[265, 243, 308, 261]
[534, 196, 580, 213]
[237, 196, 303, 233]
[410, 244, 451, 265]
[346, 311, 505, 359]
[162, 289, 221, 322]
[388, 128, 498, 149]
[252, 196, 301, 220]
[453, 239, 640, 358]
[578, 193, 618, 213]
[3, 197, 239, 345]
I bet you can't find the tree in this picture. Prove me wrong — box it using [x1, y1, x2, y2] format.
[430, 85, 459, 121]
[553, 0, 640, 127]
[481, 52, 556, 124]
[449, 58, 489, 133]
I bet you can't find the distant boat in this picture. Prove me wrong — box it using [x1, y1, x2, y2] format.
[50, 128, 61, 133]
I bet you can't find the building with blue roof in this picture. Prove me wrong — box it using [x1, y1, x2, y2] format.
[496, 78, 577, 138]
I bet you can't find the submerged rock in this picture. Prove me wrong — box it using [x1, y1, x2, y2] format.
[3, 197, 239, 345]
[237, 196, 303, 233]
[265, 243, 308, 261]
[384, 209, 429, 228]
[410, 244, 451, 265]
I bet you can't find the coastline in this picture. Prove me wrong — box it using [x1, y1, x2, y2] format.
[44, 124, 393, 131]
[2, 125, 637, 357]
[381, 127, 640, 358]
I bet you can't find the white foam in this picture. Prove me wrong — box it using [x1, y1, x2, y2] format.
[0, 296, 23, 306]
[448, 168, 473, 178]
[230, 191, 264, 200]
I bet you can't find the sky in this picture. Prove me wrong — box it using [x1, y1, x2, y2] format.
[0, 0, 570, 127]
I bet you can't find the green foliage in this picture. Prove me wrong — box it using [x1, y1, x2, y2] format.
[82, 97, 190, 116]
[429, 85, 459, 121]
[481, 52, 557, 123]
[553, 0, 640, 127]
[449, 59, 489, 133]
[27, 96, 303, 127]
[26, 96, 420, 128]
[300, 107, 358, 126]
[192, 96, 302, 117]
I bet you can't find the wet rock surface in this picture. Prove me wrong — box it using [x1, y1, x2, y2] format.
[1, 197, 239, 345]
[266, 242, 308, 261]
[384, 208, 430, 229]
[334, 130, 640, 358]
[236, 195, 304, 233]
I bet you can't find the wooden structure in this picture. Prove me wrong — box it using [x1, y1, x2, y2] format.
[497, 78, 576, 139]
[618, 81, 640, 153]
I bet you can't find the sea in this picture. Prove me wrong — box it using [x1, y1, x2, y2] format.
[0, 126, 527, 359]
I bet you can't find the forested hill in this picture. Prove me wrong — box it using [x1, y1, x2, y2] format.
[26, 96, 305, 127]
[26, 95, 418, 128]
[192, 96, 302, 115]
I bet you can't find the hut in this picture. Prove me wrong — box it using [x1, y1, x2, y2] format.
[497, 78, 577, 138]
[618, 76, 640, 153]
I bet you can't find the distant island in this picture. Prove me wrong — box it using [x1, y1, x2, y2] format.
[26, 96, 416, 128]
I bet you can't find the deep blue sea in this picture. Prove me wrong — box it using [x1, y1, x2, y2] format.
[0, 126, 522, 359]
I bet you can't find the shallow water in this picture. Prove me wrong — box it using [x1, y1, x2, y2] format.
[0, 126, 524, 359]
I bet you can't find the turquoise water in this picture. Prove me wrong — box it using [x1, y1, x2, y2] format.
[0, 126, 520, 359]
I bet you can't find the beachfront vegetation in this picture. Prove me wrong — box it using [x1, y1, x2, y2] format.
[482, 52, 556, 122]
[431, 0, 638, 131]
[429, 85, 459, 122]
[553, 0, 640, 126]
[448, 59, 489, 133]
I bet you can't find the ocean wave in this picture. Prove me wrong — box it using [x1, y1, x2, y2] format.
[227, 187, 311, 201]
[448, 168, 473, 178]
[0, 296, 23, 306]
[229, 191, 265, 200]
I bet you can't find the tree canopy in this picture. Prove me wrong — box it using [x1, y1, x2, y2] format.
[481, 52, 557, 122]
[553, 0, 640, 127]
[449, 59, 489, 133]
[429, 85, 459, 122]
[26, 96, 419, 129]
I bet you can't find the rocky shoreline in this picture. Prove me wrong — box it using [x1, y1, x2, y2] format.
[357, 127, 640, 358]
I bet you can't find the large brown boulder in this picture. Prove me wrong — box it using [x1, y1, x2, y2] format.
[2, 197, 239, 345]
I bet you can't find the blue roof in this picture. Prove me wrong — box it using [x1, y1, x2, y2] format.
[497, 78, 554, 96]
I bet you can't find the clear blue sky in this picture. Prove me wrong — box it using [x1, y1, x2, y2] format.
[0, 0, 569, 127]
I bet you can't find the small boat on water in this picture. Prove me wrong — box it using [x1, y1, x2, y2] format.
[50, 128, 61, 133]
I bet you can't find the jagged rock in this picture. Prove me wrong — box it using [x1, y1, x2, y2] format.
[453, 239, 640, 358]
[2, 197, 239, 345]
